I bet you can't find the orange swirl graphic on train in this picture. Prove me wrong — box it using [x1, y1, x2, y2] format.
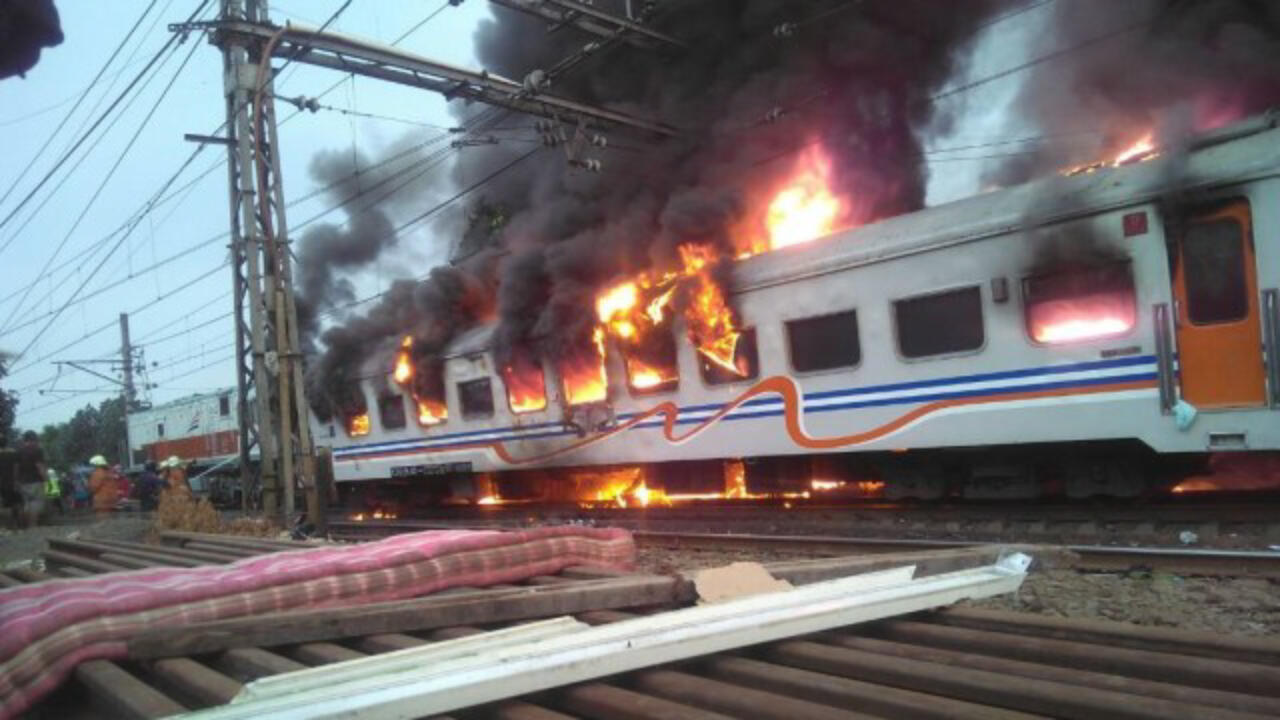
[487, 374, 1157, 466]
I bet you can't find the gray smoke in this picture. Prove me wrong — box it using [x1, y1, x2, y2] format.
[470, 0, 1015, 365]
[982, 0, 1280, 186]
[305, 0, 1034, 411]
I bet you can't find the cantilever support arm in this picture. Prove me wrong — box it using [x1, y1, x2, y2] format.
[172, 19, 680, 138]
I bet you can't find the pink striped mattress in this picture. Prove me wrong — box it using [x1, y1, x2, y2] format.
[0, 526, 634, 718]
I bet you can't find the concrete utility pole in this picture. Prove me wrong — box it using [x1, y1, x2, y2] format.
[208, 0, 316, 525]
[47, 314, 144, 467]
[120, 313, 135, 466]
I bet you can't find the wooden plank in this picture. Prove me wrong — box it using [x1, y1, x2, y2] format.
[75, 660, 186, 719]
[766, 640, 1258, 720]
[47, 538, 207, 567]
[873, 619, 1280, 698]
[486, 700, 578, 720]
[128, 575, 688, 659]
[555, 682, 735, 720]
[213, 647, 307, 681]
[931, 607, 1280, 666]
[184, 542, 262, 557]
[41, 549, 129, 574]
[5, 567, 53, 583]
[99, 552, 167, 569]
[826, 634, 1280, 717]
[0, 572, 23, 588]
[88, 539, 243, 564]
[287, 642, 366, 665]
[704, 655, 1043, 720]
[632, 669, 871, 720]
[148, 658, 242, 708]
[356, 633, 429, 653]
[160, 530, 309, 551]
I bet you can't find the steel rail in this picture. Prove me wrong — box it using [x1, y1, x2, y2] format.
[326, 520, 1280, 579]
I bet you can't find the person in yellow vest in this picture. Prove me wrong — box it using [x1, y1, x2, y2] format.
[87, 455, 118, 517]
[44, 468, 62, 515]
[163, 456, 191, 497]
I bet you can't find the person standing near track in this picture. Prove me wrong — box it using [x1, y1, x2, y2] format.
[15, 431, 49, 528]
[0, 436, 19, 529]
[44, 467, 62, 515]
[87, 455, 117, 517]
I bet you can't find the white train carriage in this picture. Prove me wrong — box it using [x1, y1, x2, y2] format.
[316, 113, 1280, 500]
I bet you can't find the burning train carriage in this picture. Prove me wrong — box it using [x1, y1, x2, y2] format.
[318, 114, 1280, 503]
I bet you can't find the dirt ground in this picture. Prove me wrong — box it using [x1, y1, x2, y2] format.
[0, 512, 151, 569]
[970, 568, 1279, 637]
[634, 544, 1280, 637]
[4, 517, 1275, 638]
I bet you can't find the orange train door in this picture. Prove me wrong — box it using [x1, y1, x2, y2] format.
[1171, 200, 1267, 409]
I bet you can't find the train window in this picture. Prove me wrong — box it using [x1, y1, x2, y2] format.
[623, 329, 679, 395]
[787, 310, 861, 372]
[894, 286, 984, 358]
[1183, 219, 1248, 325]
[1024, 264, 1136, 344]
[699, 327, 760, 385]
[219, 394, 231, 416]
[157, 423, 164, 438]
[459, 378, 495, 418]
[378, 394, 407, 430]
[503, 352, 548, 413]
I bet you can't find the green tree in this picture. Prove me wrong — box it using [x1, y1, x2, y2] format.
[0, 351, 16, 447]
[34, 396, 126, 471]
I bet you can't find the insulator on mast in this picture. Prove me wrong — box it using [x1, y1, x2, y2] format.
[773, 22, 796, 38]
[762, 106, 784, 124]
[523, 69, 549, 93]
[571, 158, 602, 172]
[590, 133, 608, 147]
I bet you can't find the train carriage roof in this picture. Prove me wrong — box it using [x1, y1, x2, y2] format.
[736, 111, 1280, 291]
[436, 111, 1280, 358]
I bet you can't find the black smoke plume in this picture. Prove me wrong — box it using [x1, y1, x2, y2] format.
[982, 0, 1280, 187]
[305, 0, 1021, 413]
[472, 0, 1014, 366]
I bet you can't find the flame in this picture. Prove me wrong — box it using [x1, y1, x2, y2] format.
[680, 244, 747, 376]
[393, 337, 412, 385]
[764, 144, 845, 250]
[810, 479, 846, 491]
[561, 328, 608, 405]
[504, 354, 548, 413]
[1029, 292, 1136, 344]
[392, 335, 449, 426]
[417, 398, 447, 426]
[347, 413, 370, 437]
[1113, 134, 1156, 165]
[596, 277, 679, 392]
[477, 495, 501, 505]
[586, 143, 847, 390]
[1065, 133, 1160, 176]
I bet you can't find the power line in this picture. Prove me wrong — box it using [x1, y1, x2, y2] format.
[930, 16, 1151, 102]
[0, 0, 215, 236]
[2, 29, 205, 336]
[0, 0, 162, 214]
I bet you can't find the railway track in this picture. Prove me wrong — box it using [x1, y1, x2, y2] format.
[328, 519, 1280, 579]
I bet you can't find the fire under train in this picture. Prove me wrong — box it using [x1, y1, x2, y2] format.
[316, 113, 1280, 505]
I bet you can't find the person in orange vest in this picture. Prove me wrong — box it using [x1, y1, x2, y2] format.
[163, 456, 191, 497]
[86, 455, 118, 516]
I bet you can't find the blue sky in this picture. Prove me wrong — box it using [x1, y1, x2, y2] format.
[0, 1, 1045, 431]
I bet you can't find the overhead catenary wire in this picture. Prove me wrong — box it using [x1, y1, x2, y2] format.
[0, 0, 163, 217]
[1, 28, 207, 337]
[7, 2, 472, 419]
[0, 0, 215, 236]
[930, 15, 1152, 102]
